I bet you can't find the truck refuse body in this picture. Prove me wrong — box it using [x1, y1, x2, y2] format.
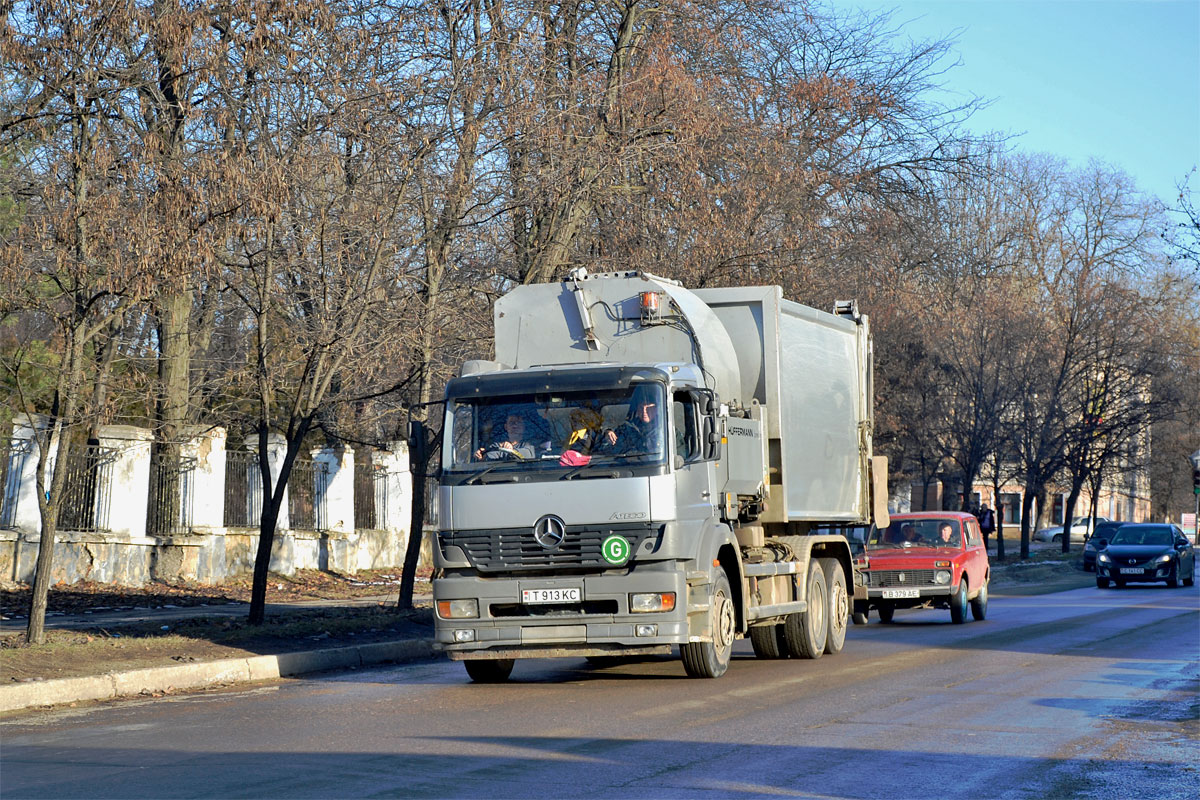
[432, 269, 889, 680]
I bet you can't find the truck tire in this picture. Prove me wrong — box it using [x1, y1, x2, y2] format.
[784, 561, 827, 659]
[950, 578, 968, 624]
[681, 571, 734, 678]
[821, 558, 848, 655]
[464, 658, 515, 683]
[749, 624, 788, 659]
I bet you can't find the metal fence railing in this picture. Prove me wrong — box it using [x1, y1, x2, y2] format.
[288, 457, 329, 532]
[57, 444, 115, 532]
[146, 452, 196, 536]
[354, 460, 388, 530]
[223, 448, 260, 528]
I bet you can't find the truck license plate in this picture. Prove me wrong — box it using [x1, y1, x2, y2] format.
[882, 588, 920, 599]
[522, 587, 582, 604]
[1119, 568, 1142, 575]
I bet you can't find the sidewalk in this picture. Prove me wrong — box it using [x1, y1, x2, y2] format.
[1, 595, 437, 715]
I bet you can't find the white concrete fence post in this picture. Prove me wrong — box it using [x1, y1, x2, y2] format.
[375, 441, 412, 567]
[9, 414, 47, 535]
[185, 426, 227, 531]
[94, 425, 154, 539]
[313, 445, 354, 535]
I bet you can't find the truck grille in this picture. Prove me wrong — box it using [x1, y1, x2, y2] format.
[440, 524, 659, 572]
[872, 569, 937, 587]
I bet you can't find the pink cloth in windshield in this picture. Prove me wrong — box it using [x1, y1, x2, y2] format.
[559, 450, 591, 467]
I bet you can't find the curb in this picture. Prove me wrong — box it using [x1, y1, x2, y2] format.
[1, 638, 437, 714]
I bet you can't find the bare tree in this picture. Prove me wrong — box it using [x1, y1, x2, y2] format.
[0, 1, 191, 641]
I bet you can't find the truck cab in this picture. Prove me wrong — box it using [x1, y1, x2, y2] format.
[435, 364, 745, 680]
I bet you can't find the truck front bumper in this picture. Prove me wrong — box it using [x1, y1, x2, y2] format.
[434, 569, 691, 658]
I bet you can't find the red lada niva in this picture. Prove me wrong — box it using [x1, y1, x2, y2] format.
[857, 511, 990, 624]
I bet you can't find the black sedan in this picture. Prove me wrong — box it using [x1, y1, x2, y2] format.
[1095, 523, 1196, 588]
[1082, 520, 1126, 571]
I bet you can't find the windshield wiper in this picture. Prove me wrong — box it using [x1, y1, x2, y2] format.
[464, 464, 505, 485]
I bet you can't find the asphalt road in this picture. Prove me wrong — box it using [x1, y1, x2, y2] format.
[2, 581, 1197, 800]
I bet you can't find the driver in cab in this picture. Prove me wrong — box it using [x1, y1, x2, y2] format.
[475, 413, 536, 460]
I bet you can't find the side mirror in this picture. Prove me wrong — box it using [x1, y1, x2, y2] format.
[1095, 539, 1108, 550]
[702, 418, 721, 460]
[689, 388, 716, 415]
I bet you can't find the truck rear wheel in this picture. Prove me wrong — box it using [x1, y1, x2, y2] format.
[681, 571, 734, 678]
[749, 624, 788, 659]
[821, 558, 848, 655]
[464, 658, 515, 683]
[784, 561, 827, 659]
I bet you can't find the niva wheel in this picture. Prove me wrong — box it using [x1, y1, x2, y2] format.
[970, 582, 988, 621]
[950, 578, 968, 624]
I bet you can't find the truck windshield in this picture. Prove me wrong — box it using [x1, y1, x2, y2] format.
[442, 383, 668, 476]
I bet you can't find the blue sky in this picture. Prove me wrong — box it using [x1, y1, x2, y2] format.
[827, 0, 1200, 209]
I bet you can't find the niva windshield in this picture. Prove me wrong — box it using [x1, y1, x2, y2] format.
[442, 382, 668, 479]
[868, 519, 962, 549]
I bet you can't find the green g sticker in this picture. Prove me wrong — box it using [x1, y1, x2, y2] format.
[601, 535, 631, 565]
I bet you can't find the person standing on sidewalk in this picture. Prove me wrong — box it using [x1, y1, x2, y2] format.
[977, 504, 996, 550]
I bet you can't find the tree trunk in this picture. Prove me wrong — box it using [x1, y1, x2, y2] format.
[1020, 489, 1036, 560]
[26, 335, 85, 643]
[1062, 479, 1085, 555]
[992, 477, 1006, 562]
[247, 421, 310, 625]
[398, 420, 434, 611]
[156, 291, 192, 526]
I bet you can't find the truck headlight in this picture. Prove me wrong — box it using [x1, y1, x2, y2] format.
[437, 599, 479, 619]
[934, 570, 951, 585]
[453, 629, 476, 642]
[630, 592, 676, 613]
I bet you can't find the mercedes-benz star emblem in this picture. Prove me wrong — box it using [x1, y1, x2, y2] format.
[533, 515, 566, 549]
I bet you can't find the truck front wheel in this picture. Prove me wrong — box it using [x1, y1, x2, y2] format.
[682, 571, 735, 678]
[464, 658, 515, 683]
[784, 561, 827, 659]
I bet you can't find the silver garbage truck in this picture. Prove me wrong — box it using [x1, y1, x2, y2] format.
[432, 269, 889, 680]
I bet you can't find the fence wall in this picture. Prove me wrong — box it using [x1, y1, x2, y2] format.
[0, 416, 413, 588]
